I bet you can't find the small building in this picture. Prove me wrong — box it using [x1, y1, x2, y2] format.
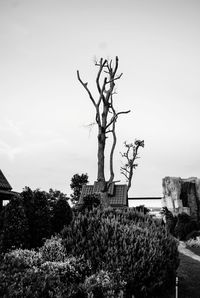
[79, 181, 128, 208]
[0, 170, 16, 211]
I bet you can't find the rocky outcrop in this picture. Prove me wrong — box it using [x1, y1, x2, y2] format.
[162, 177, 200, 221]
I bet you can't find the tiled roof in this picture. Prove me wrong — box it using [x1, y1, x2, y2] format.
[0, 170, 12, 190]
[79, 183, 128, 207]
[129, 197, 162, 200]
[110, 184, 128, 206]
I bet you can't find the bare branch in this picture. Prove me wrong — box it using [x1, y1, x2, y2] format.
[77, 70, 96, 107]
[105, 130, 113, 134]
[106, 110, 131, 130]
[120, 171, 129, 180]
[113, 56, 119, 76]
[121, 167, 129, 173]
[96, 59, 107, 104]
[98, 77, 107, 106]
[106, 73, 123, 84]
[120, 139, 144, 192]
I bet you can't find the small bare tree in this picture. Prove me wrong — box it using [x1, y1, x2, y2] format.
[120, 140, 144, 192]
[77, 57, 130, 193]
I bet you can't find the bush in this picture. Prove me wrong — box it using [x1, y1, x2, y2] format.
[174, 213, 198, 240]
[84, 269, 126, 298]
[0, 248, 42, 297]
[134, 205, 150, 214]
[160, 207, 177, 235]
[0, 196, 30, 252]
[39, 236, 67, 262]
[186, 236, 200, 247]
[21, 188, 52, 248]
[82, 193, 101, 210]
[62, 207, 179, 297]
[51, 197, 72, 234]
[0, 239, 91, 298]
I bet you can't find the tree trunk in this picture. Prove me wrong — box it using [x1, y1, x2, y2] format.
[108, 121, 116, 185]
[127, 167, 133, 192]
[97, 127, 106, 183]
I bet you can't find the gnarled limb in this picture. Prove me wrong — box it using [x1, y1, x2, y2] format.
[120, 140, 144, 192]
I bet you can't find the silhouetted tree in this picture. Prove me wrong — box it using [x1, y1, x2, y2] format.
[48, 188, 70, 211]
[21, 187, 51, 248]
[52, 197, 72, 233]
[82, 194, 101, 211]
[70, 173, 89, 204]
[0, 196, 30, 252]
[77, 57, 130, 196]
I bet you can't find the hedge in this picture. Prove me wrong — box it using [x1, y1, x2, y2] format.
[62, 207, 179, 297]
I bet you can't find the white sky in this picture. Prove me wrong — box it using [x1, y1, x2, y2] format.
[1, 0, 200, 201]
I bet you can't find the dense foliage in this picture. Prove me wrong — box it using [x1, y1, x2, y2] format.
[0, 238, 90, 298]
[0, 187, 72, 252]
[161, 207, 200, 240]
[81, 193, 101, 211]
[62, 207, 179, 297]
[22, 187, 52, 248]
[161, 207, 177, 235]
[174, 212, 199, 240]
[51, 197, 73, 234]
[70, 173, 89, 204]
[0, 191, 181, 297]
[0, 196, 30, 252]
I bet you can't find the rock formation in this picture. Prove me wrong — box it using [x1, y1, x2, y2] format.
[162, 177, 200, 221]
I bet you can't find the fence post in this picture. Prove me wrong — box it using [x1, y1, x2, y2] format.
[176, 276, 178, 298]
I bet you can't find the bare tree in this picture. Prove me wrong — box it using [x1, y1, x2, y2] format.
[77, 56, 130, 192]
[120, 140, 144, 192]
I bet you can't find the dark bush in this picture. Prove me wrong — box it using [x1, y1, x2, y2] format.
[51, 197, 72, 234]
[0, 196, 30, 252]
[70, 173, 89, 205]
[82, 193, 101, 210]
[134, 205, 150, 214]
[174, 212, 198, 240]
[21, 188, 52, 248]
[160, 207, 177, 235]
[62, 207, 179, 297]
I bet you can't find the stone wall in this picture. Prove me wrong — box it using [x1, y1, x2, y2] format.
[162, 177, 200, 221]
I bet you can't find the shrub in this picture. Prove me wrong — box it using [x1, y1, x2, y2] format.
[134, 205, 150, 214]
[160, 207, 177, 235]
[39, 236, 67, 262]
[51, 197, 72, 234]
[186, 236, 200, 247]
[84, 269, 126, 298]
[0, 248, 42, 297]
[174, 213, 198, 240]
[62, 207, 179, 297]
[21, 187, 52, 248]
[0, 245, 91, 297]
[70, 173, 89, 205]
[82, 193, 101, 210]
[0, 196, 30, 252]
[185, 230, 200, 241]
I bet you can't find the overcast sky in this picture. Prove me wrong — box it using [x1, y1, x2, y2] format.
[1, 0, 200, 203]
